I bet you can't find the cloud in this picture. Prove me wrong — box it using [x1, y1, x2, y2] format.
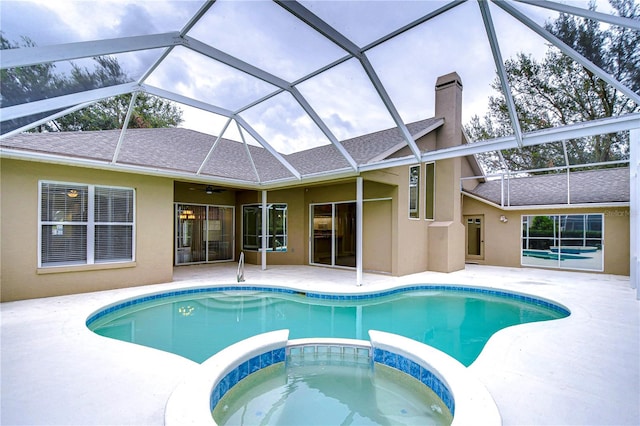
[189, 0, 345, 82]
[0, 1, 69, 45]
[2, 0, 619, 154]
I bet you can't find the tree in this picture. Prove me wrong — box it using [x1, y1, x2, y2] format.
[466, 0, 639, 173]
[1, 35, 182, 133]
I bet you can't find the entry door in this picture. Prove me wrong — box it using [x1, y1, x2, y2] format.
[465, 215, 484, 261]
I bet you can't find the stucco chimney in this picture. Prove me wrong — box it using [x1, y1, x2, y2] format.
[434, 72, 463, 150]
[428, 72, 466, 273]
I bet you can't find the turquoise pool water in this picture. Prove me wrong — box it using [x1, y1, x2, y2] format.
[88, 286, 569, 366]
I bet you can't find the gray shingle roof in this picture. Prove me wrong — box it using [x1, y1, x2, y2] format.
[466, 167, 630, 206]
[1, 117, 444, 182]
[0, 130, 119, 161]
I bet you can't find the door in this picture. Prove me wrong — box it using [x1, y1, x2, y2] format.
[311, 202, 357, 268]
[207, 206, 234, 261]
[176, 205, 206, 264]
[312, 204, 333, 265]
[176, 204, 234, 265]
[465, 215, 484, 261]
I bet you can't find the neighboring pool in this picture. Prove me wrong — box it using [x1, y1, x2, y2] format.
[87, 285, 569, 366]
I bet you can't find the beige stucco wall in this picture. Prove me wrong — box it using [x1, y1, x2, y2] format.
[462, 196, 630, 276]
[0, 159, 174, 302]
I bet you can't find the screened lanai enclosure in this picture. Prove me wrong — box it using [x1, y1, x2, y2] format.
[0, 0, 638, 293]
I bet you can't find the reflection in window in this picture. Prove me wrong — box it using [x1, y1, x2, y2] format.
[521, 214, 603, 271]
[409, 165, 420, 219]
[243, 204, 287, 252]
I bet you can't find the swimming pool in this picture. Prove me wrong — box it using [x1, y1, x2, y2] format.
[87, 285, 569, 367]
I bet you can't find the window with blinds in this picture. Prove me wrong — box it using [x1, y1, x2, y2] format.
[39, 181, 135, 267]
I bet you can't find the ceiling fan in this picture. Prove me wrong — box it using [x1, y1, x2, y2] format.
[205, 186, 225, 194]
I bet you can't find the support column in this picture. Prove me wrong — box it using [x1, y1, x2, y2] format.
[262, 190, 267, 271]
[356, 177, 363, 286]
[630, 129, 638, 299]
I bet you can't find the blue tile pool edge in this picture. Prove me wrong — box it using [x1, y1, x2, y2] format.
[209, 347, 286, 411]
[208, 345, 454, 418]
[86, 283, 570, 326]
[373, 347, 455, 416]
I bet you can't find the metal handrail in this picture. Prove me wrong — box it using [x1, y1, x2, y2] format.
[461, 160, 630, 208]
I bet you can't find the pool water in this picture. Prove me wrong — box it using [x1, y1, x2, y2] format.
[89, 288, 568, 366]
[213, 355, 453, 426]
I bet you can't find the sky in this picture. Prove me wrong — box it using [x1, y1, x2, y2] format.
[0, 0, 615, 154]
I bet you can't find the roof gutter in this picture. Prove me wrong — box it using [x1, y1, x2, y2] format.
[0, 149, 259, 190]
[0, 148, 358, 191]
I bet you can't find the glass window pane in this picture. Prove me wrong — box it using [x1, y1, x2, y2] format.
[95, 225, 132, 262]
[425, 162, 435, 220]
[312, 204, 333, 265]
[409, 165, 420, 219]
[95, 187, 134, 222]
[243, 206, 260, 250]
[41, 224, 87, 265]
[207, 206, 234, 261]
[41, 183, 88, 222]
[270, 204, 287, 252]
[522, 214, 603, 271]
[335, 203, 356, 267]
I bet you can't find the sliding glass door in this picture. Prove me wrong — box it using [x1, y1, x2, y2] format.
[311, 202, 356, 268]
[175, 204, 234, 265]
[312, 204, 332, 265]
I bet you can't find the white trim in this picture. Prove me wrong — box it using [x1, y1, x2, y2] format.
[38, 180, 135, 268]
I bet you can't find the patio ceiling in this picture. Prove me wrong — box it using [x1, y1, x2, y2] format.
[0, 0, 639, 186]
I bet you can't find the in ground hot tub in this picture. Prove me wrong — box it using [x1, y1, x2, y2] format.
[165, 330, 501, 426]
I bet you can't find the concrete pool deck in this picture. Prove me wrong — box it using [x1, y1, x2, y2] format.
[1, 264, 638, 425]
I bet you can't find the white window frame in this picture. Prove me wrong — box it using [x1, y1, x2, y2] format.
[409, 165, 420, 219]
[241, 203, 288, 252]
[38, 180, 135, 268]
[520, 213, 604, 272]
